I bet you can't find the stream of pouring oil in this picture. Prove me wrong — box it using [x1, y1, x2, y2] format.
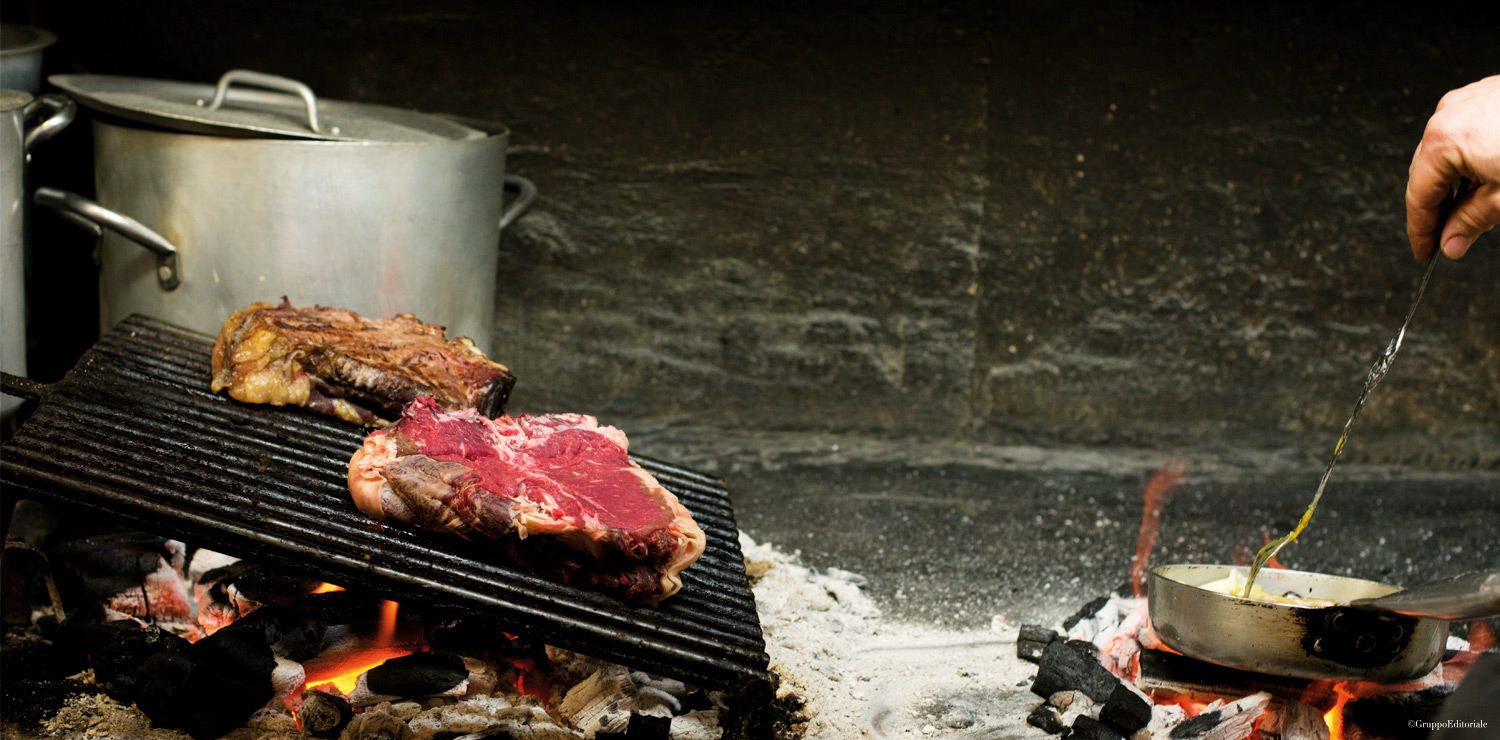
[1241, 252, 1441, 598]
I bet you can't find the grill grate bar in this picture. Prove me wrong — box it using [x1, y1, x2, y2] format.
[28, 376, 757, 612]
[4, 417, 761, 637]
[1, 315, 771, 694]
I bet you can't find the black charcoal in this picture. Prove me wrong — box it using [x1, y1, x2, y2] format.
[1026, 702, 1067, 734]
[365, 651, 469, 698]
[1031, 641, 1119, 704]
[134, 621, 277, 740]
[626, 713, 672, 739]
[1169, 710, 1223, 739]
[1062, 595, 1113, 631]
[1018, 639, 1051, 663]
[1068, 715, 1125, 740]
[1100, 682, 1152, 735]
[52, 614, 192, 699]
[1021, 624, 1061, 644]
[1345, 686, 1453, 740]
[231, 606, 325, 662]
[1063, 639, 1099, 658]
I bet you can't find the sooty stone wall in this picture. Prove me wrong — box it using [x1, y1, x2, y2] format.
[19, 1, 1500, 465]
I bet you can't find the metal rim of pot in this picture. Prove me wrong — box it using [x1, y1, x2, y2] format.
[49, 69, 489, 142]
[1147, 563, 1500, 683]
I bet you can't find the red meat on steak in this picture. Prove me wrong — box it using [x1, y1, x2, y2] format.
[347, 397, 705, 604]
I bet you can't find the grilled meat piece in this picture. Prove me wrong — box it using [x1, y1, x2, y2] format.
[210, 301, 515, 426]
[347, 397, 706, 604]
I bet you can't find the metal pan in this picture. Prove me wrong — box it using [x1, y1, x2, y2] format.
[1148, 564, 1500, 682]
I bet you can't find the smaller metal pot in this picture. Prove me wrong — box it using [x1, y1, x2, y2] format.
[0, 25, 58, 95]
[1148, 564, 1500, 682]
[2, 90, 74, 417]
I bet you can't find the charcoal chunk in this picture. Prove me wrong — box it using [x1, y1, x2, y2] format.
[134, 622, 277, 740]
[1018, 639, 1051, 663]
[299, 689, 355, 737]
[232, 605, 326, 662]
[1100, 682, 1152, 735]
[53, 616, 191, 700]
[1068, 716, 1125, 740]
[364, 651, 469, 697]
[1018, 624, 1061, 663]
[1169, 711, 1221, 738]
[1026, 702, 1067, 734]
[1345, 686, 1453, 740]
[1062, 595, 1113, 631]
[1031, 641, 1120, 704]
[1021, 624, 1061, 644]
[1063, 639, 1099, 658]
[626, 713, 672, 739]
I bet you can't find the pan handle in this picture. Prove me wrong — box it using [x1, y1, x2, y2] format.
[33, 188, 182, 291]
[499, 175, 537, 232]
[1, 372, 47, 402]
[1349, 569, 1500, 621]
[205, 69, 323, 134]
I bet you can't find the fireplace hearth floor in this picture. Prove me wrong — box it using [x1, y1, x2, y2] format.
[628, 424, 1500, 633]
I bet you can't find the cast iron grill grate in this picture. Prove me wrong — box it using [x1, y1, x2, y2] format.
[0, 315, 772, 696]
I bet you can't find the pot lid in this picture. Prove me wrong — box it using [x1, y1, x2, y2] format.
[49, 70, 488, 143]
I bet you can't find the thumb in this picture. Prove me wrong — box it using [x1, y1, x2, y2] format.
[1439, 182, 1500, 259]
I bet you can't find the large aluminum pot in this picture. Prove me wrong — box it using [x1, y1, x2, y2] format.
[37, 71, 534, 352]
[2, 89, 74, 417]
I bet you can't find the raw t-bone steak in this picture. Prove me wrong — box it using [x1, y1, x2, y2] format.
[347, 397, 706, 603]
[211, 300, 515, 426]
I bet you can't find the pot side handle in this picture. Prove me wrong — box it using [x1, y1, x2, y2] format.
[499, 175, 537, 232]
[33, 188, 182, 291]
[22, 94, 75, 151]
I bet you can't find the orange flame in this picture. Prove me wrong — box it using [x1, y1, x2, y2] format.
[291, 599, 414, 706]
[376, 600, 400, 644]
[1131, 460, 1188, 597]
[1468, 621, 1495, 652]
[1324, 682, 1354, 739]
[303, 645, 415, 695]
[311, 582, 345, 594]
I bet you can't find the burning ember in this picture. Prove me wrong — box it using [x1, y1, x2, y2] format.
[293, 600, 418, 698]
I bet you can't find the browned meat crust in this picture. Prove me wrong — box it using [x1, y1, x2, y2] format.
[210, 300, 515, 426]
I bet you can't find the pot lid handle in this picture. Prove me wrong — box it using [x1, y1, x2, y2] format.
[205, 70, 323, 135]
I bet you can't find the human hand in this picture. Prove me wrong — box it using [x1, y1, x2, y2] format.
[1405, 75, 1500, 260]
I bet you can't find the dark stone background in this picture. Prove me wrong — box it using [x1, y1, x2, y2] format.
[9, 1, 1498, 463]
[5, 2, 1498, 631]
